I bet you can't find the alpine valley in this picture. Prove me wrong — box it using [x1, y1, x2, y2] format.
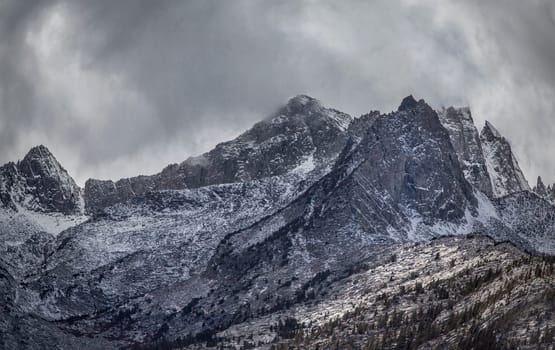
[0, 95, 553, 349]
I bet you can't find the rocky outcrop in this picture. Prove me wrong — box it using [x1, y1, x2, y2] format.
[533, 176, 555, 203]
[480, 121, 530, 197]
[438, 106, 493, 197]
[0, 145, 82, 214]
[533, 176, 548, 197]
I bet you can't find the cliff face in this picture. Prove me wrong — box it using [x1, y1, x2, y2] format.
[480, 121, 530, 197]
[438, 107, 493, 197]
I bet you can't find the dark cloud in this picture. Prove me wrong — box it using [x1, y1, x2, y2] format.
[0, 0, 554, 185]
[0, 0, 51, 157]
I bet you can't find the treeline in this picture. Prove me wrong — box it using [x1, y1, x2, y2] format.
[270, 255, 555, 350]
[128, 254, 554, 349]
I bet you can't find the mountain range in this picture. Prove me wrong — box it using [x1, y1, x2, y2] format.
[0, 95, 553, 349]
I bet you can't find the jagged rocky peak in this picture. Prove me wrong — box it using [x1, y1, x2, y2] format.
[366, 97, 476, 222]
[84, 95, 354, 213]
[23, 144, 51, 159]
[395, 96, 442, 125]
[437, 106, 493, 197]
[481, 120, 504, 141]
[532, 176, 555, 203]
[20, 145, 70, 181]
[533, 176, 547, 197]
[310, 96, 478, 242]
[392, 96, 449, 135]
[0, 145, 82, 214]
[480, 120, 530, 197]
[397, 94, 419, 111]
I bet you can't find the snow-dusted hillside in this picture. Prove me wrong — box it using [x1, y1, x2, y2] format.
[206, 236, 554, 349]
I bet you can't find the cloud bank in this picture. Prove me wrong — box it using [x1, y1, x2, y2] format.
[0, 0, 554, 185]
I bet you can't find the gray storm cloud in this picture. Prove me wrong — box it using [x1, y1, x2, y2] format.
[0, 0, 554, 185]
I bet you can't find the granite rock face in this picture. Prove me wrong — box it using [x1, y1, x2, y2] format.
[480, 121, 530, 197]
[438, 107, 493, 197]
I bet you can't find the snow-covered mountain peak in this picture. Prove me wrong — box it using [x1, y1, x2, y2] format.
[0, 145, 83, 214]
[20, 145, 71, 186]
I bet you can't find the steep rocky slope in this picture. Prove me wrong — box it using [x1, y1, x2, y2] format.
[84, 95, 352, 214]
[438, 107, 493, 197]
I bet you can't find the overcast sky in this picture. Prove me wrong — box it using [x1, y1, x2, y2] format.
[1, 0, 554, 186]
